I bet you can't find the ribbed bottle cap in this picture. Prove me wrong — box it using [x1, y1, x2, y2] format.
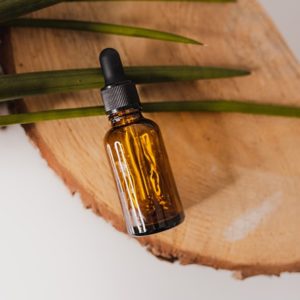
[99, 48, 141, 114]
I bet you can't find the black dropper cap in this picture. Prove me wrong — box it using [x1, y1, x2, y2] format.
[99, 48, 141, 114]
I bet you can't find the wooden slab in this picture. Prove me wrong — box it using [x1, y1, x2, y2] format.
[5, 0, 300, 277]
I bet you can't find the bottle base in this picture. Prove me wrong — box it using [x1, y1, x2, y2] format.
[131, 212, 185, 237]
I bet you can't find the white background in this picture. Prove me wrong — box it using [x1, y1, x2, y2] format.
[0, 1, 299, 299]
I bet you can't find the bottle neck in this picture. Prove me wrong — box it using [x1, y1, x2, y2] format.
[108, 108, 143, 127]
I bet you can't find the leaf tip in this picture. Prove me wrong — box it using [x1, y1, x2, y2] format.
[186, 39, 204, 46]
[239, 69, 251, 76]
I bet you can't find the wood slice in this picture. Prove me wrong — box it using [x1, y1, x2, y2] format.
[4, 0, 300, 277]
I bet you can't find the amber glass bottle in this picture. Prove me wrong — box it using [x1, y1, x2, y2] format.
[100, 48, 184, 236]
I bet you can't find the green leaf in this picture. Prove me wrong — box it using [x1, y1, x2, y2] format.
[6, 18, 202, 45]
[0, 0, 236, 24]
[0, 66, 250, 102]
[1, 100, 299, 126]
[0, 0, 63, 23]
[68, 0, 236, 2]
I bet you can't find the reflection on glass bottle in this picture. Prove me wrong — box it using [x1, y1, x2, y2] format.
[99, 48, 184, 236]
[105, 109, 184, 235]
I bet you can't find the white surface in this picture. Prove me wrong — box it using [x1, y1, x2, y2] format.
[1, 1, 300, 299]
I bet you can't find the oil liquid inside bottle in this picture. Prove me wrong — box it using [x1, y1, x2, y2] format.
[105, 109, 185, 236]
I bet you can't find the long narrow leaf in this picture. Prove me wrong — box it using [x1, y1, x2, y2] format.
[0, 0, 63, 23]
[69, 0, 236, 2]
[1, 100, 300, 126]
[0, 0, 236, 23]
[6, 18, 202, 45]
[0, 66, 250, 102]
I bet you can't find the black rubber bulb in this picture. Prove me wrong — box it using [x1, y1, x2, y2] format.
[99, 48, 140, 114]
[99, 48, 126, 86]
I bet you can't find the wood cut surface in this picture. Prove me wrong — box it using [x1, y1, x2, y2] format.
[6, 0, 300, 277]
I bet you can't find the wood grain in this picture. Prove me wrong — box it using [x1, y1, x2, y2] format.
[5, 0, 300, 277]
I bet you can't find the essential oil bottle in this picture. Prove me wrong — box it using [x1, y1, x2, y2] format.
[99, 48, 185, 236]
